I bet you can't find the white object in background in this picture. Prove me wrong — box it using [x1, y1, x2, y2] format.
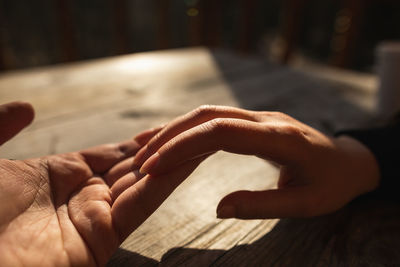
[376, 41, 400, 119]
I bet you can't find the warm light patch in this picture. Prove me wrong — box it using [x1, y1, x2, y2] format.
[187, 8, 199, 17]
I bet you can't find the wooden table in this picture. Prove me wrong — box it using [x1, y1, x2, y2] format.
[1, 48, 399, 266]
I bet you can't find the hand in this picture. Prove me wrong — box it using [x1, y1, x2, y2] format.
[0, 102, 204, 266]
[133, 105, 381, 219]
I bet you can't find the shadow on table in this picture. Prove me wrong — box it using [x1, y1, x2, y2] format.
[158, 196, 400, 266]
[208, 49, 378, 134]
[107, 247, 158, 267]
[107, 196, 400, 266]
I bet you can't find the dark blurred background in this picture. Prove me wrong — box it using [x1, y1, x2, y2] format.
[1, 0, 400, 72]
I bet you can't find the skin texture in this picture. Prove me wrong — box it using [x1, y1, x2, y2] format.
[0, 102, 203, 267]
[133, 105, 381, 219]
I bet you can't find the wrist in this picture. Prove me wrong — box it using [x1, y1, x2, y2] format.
[334, 135, 381, 196]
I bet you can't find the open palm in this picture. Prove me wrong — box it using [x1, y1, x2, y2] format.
[0, 102, 204, 266]
[0, 140, 142, 266]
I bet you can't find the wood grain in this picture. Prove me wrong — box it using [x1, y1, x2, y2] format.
[1, 47, 398, 266]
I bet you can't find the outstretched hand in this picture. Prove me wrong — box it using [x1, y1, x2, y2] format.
[133, 105, 381, 219]
[0, 102, 204, 266]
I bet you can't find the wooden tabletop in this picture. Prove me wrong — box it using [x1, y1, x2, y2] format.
[1, 48, 399, 266]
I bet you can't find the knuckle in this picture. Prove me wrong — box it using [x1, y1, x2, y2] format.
[280, 124, 309, 145]
[258, 111, 293, 122]
[205, 118, 230, 134]
[274, 111, 291, 119]
[271, 111, 292, 120]
[193, 105, 218, 117]
[283, 124, 303, 137]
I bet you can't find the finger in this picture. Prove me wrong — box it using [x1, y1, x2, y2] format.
[110, 170, 144, 201]
[111, 155, 209, 242]
[216, 187, 315, 219]
[134, 124, 165, 146]
[0, 101, 35, 145]
[140, 118, 304, 175]
[79, 140, 141, 174]
[133, 105, 258, 166]
[103, 156, 137, 186]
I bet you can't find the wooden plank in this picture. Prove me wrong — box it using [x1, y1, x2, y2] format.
[2, 48, 397, 266]
[110, 151, 280, 265]
[0, 48, 237, 158]
[0, 48, 223, 124]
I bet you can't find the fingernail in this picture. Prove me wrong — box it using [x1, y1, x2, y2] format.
[217, 205, 235, 219]
[140, 152, 160, 174]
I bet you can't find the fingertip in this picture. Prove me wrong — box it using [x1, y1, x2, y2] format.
[217, 188, 313, 219]
[134, 129, 154, 145]
[133, 125, 165, 145]
[216, 191, 247, 219]
[17, 101, 35, 121]
[0, 101, 35, 145]
[140, 152, 160, 175]
[216, 205, 236, 219]
[2, 101, 35, 124]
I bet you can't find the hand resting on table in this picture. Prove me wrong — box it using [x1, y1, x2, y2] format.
[133, 105, 381, 219]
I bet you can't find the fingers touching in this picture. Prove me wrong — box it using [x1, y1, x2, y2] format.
[0, 101, 35, 145]
[110, 169, 144, 201]
[111, 155, 208, 242]
[104, 156, 138, 186]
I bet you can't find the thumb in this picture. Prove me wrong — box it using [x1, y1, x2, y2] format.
[216, 187, 315, 219]
[0, 101, 35, 146]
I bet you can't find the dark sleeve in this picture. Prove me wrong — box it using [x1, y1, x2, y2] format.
[336, 117, 400, 199]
